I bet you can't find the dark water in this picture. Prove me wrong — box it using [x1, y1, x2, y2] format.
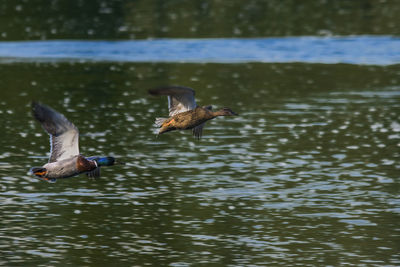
[0, 63, 399, 266]
[1, 0, 399, 40]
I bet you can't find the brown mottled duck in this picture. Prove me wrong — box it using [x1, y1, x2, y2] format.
[148, 86, 238, 138]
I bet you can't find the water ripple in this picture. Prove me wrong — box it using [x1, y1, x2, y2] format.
[0, 36, 399, 65]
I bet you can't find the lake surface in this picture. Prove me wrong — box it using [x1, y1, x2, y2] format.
[0, 60, 399, 266]
[0, 36, 399, 65]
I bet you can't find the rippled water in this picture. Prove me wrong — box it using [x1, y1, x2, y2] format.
[0, 36, 399, 65]
[0, 62, 399, 266]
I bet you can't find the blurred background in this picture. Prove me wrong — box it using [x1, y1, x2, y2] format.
[1, 0, 399, 40]
[0, 0, 399, 266]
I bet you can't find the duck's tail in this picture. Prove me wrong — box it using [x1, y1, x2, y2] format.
[154, 117, 167, 127]
[30, 167, 47, 177]
[30, 167, 56, 183]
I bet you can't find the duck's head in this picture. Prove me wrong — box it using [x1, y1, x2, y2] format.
[87, 156, 125, 167]
[30, 167, 48, 178]
[216, 107, 239, 116]
[94, 156, 116, 166]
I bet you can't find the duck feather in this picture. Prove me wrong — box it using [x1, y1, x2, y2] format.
[32, 102, 80, 163]
[148, 86, 197, 116]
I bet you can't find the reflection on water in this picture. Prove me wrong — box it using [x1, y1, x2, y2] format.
[0, 62, 399, 266]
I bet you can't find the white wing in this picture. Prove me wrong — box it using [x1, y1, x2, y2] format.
[32, 102, 80, 163]
[49, 129, 79, 162]
[149, 86, 197, 116]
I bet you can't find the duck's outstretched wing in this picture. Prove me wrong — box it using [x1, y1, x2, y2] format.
[32, 102, 79, 163]
[148, 86, 197, 116]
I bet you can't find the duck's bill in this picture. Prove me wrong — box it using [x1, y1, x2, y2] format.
[114, 160, 126, 165]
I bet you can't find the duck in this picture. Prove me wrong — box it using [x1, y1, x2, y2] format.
[30, 102, 118, 183]
[148, 86, 238, 138]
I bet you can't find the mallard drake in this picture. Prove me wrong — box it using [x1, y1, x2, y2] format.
[148, 86, 238, 138]
[30, 102, 118, 183]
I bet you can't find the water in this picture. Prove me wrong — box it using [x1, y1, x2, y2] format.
[1, 0, 399, 40]
[0, 36, 399, 65]
[0, 62, 399, 266]
[1, 0, 399, 265]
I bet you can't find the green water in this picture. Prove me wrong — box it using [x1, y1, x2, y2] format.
[0, 62, 399, 266]
[0, 0, 399, 40]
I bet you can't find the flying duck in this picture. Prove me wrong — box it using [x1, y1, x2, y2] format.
[148, 86, 238, 138]
[30, 102, 118, 183]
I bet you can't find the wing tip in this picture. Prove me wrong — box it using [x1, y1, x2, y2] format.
[31, 100, 39, 108]
[31, 101, 47, 123]
[148, 85, 195, 96]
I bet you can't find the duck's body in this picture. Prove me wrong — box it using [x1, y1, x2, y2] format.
[32, 155, 96, 180]
[149, 86, 238, 138]
[30, 102, 116, 183]
[159, 106, 230, 135]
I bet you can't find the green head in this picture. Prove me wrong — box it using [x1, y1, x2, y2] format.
[94, 156, 115, 166]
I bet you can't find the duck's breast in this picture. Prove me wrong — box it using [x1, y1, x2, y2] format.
[76, 155, 97, 172]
